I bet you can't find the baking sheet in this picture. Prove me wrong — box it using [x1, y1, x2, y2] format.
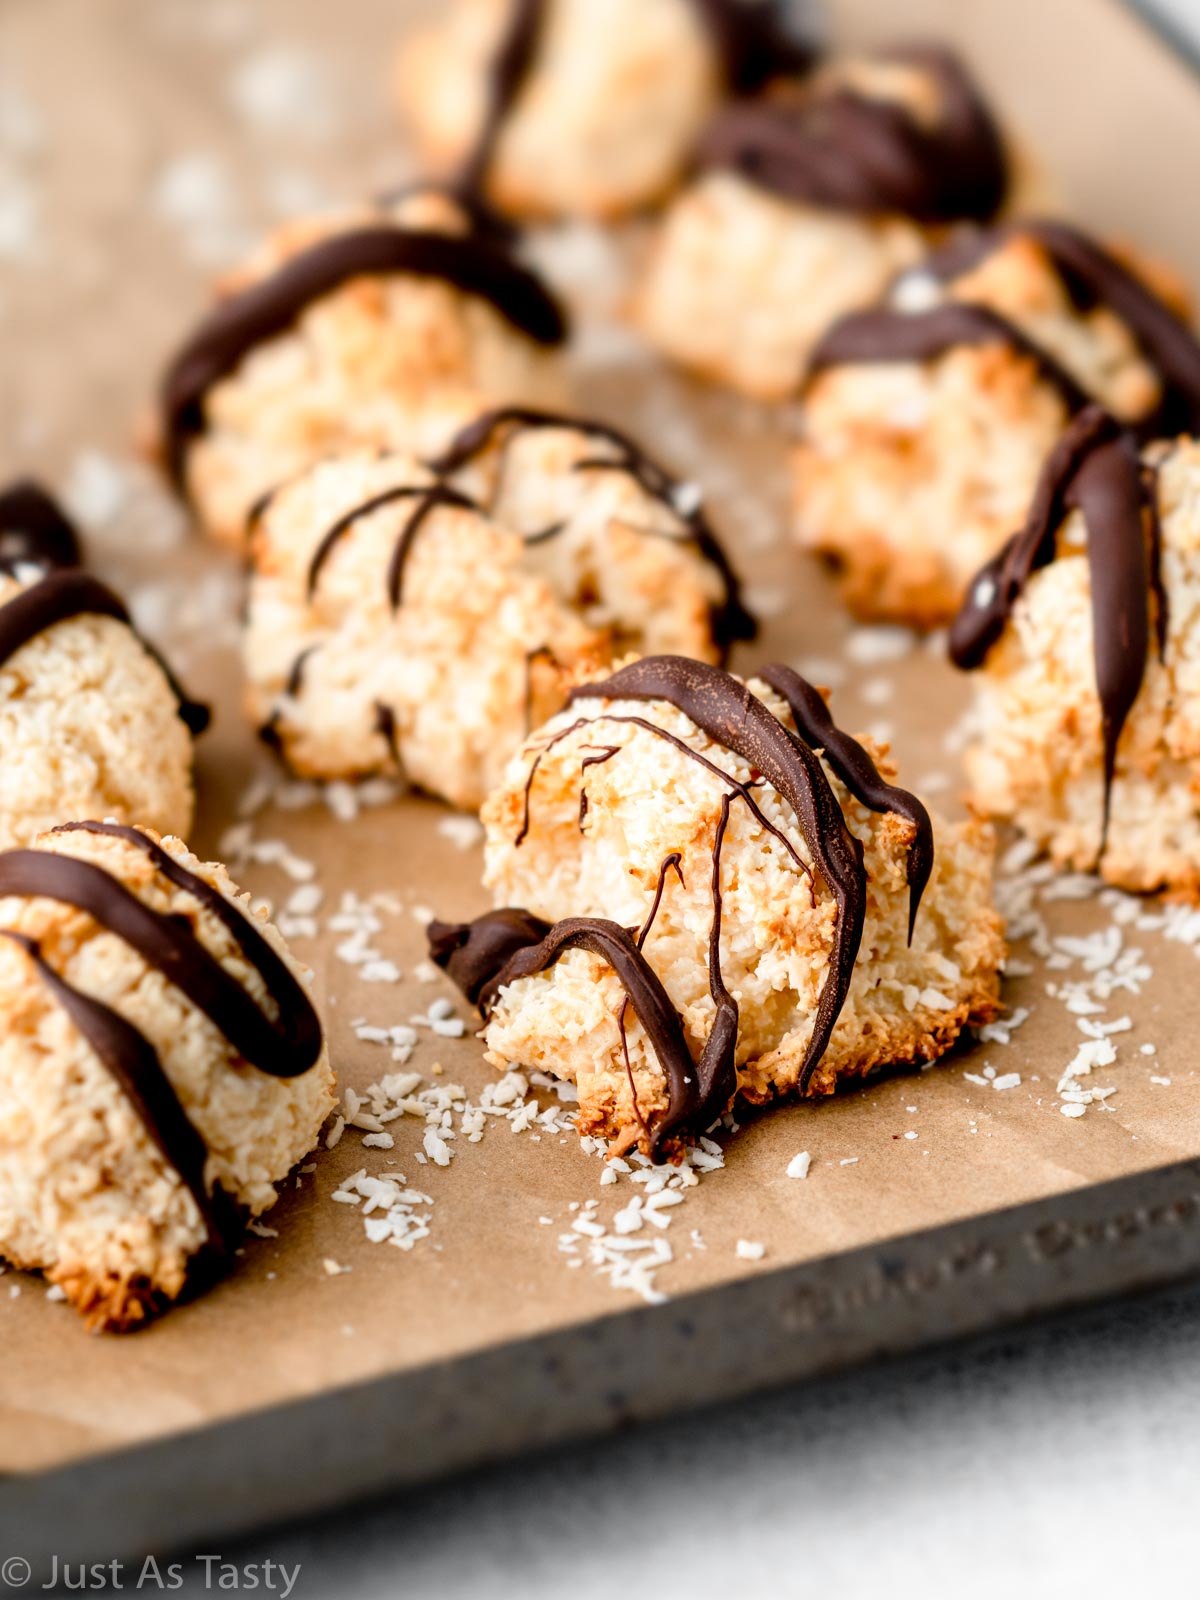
[3, 0, 1200, 1549]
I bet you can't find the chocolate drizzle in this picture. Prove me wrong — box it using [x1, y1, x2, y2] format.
[917, 219, 1200, 435]
[429, 405, 756, 657]
[807, 301, 1092, 414]
[688, 0, 815, 92]
[809, 219, 1200, 433]
[758, 663, 932, 939]
[0, 929, 220, 1242]
[427, 907, 552, 1007]
[698, 46, 1007, 224]
[0, 569, 209, 735]
[462, 0, 813, 196]
[306, 482, 478, 602]
[950, 406, 1161, 848]
[0, 479, 83, 572]
[432, 657, 932, 1156]
[0, 823, 326, 1243]
[160, 219, 566, 486]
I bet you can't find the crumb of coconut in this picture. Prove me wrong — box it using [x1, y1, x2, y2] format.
[844, 626, 916, 665]
[322, 1258, 351, 1276]
[786, 1151, 812, 1180]
[437, 815, 486, 851]
[736, 1240, 766, 1261]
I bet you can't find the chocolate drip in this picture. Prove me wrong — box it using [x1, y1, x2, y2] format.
[385, 486, 480, 607]
[429, 405, 756, 656]
[688, 0, 815, 92]
[567, 657, 866, 1096]
[807, 301, 1092, 413]
[0, 570, 209, 735]
[950, 407, 1160, 848]
[0, 826, 324, 1248]
[493, 917, 712, 1141]
[39, 822, 325, 1075]
[459, 0, 547, 196]
[160, 226, 567, 485]
[0, 479, 83, 572]
[428, 906, 552, 1006]
[517, 712, 813, 879]
[758, 663, 933, 940]
[910, 219, 1200, 434]
[373, 700, 407, 775]
[306, 482, 478, 600]
[0, 930, 220, 1243]
[462, 0, 813, 196]
[699, 46, 1006, 224]
[578, 743, 621, 828]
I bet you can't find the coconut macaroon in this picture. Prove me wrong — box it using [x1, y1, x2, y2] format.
[951, 406, 1200, 894]
[793, 219, 1200, 627]
[0, 480, 206, 850]
[156, 185, 569, 549]
[431, 406, 756, 662]
[243, 448, 611, 811]
[634, 46, 1011, 402]
[0, 821, 333, 1330]
[430, 656, 1003, 1157]
[396, 0, 812, 221]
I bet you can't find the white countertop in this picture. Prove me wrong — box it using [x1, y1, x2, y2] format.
[170, 1275, 1200, 1598]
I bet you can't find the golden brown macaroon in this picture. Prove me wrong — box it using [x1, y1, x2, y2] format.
[0, 822, 333, 1330]
[396, 0, 812, 220]
[793, 220, 1200, 627]
[431, 656, 1003, 1156]
[156, 186, 569, 548]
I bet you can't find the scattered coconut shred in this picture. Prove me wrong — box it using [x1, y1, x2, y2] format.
[980, 835, 1175, 1119]
[216, 759, 745, 1306]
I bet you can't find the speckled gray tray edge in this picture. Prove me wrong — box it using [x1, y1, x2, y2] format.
[6, 1152, 1200, 1569]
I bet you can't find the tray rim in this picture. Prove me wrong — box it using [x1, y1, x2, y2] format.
[6, 1146, 1200, 1572]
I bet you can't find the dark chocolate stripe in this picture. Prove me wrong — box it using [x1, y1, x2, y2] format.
[459, 0, 547, 195]
[0, 479, 83, 572]
[912, 219, 1200, 435]
[428, 906, 552, 1007]
[0, 570, 209, 735]
[567, 657, 866, 1096]
[517, 711, 812, 877]
[305, 482, 478, 599]
[950, 406, 1158, 848]
[699, 45, 1006, 223]
[430, 404, 756, 655]
[161, 226, 567, 485]
[0, 929, 220, 1243]
[688, 0, 815, 91]
[487, 916, 711, 1140]
[806, 301, 1093, 413]
[385, 485, 479, 607]
[759, 663, 933, 940]
[462, 0, 813, 195]
[6, 823, 323, 1078]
